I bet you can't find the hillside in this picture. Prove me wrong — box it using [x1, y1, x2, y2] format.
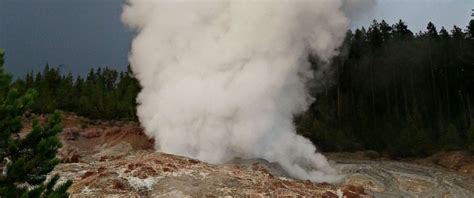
[21, 113, 370, 197]
[18, 113, 474, 197]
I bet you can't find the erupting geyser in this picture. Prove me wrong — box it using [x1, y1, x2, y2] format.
[122, 0, 371, 183]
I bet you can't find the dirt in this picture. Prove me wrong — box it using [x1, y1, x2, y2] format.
[326, 150, 474, 178]
[24, 112, 474, 197]
[327, 151, 474, 197]
[412, 150, 474, 176]
[20, 113, 371, 197]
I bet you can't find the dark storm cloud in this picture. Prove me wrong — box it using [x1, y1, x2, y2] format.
[0, 0, 472, 77]
[0, 0, 133, 76]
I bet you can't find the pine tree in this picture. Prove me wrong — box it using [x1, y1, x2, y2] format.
[451, 25, 464, 40]
[379, 20, 392, 43]
[426, 22, 439, 39]
[392, 20, 413, 40]
[467, 20, 474, 40]
[0, 49, 71, 197]
[439, 27, 450, 40]
[367, 20, 383, 49]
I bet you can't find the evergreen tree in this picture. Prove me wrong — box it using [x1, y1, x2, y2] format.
[439, 27, 450, 40]
[7, 19, 474, 158]
[392, 19, 413, 40]
[293, 19, 474, 156]
[0, 49, 71, 197]
[379, 20, 392, 42]
[451, 25, 464, 40]
[367, 20, 383, 49]
[426, 22, 439, 39]
[467, 20, 474, 39]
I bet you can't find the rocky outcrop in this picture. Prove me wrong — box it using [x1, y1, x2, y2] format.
[53, 150, 371, 197]
[333, 159, 474, 197]
[58, 146, 81, 163]
[328, 152, 474, 197]
[21, 113, 371, 197]
[411, 150, 474, 176]
[21, 113, 474, 197]
[328, 150, 474, 178]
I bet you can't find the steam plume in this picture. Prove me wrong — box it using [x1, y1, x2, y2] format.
[123, 0, 369, 183]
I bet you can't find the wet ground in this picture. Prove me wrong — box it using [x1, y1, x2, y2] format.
[332, 159, 474, 197]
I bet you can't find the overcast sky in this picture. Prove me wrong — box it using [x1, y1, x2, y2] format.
[1, 0, 473, 77]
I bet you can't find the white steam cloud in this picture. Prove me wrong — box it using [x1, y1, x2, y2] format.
[123, 0, 370, 183]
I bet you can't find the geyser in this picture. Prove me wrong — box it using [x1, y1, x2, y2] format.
[122, 0, 365, 183]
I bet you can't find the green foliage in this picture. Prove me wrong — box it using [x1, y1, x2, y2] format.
[0, 49, 70, 197]
[441, 123, 462, 150]
[389, 112, 432, 157]
[6, 19, 474, 159]
[295, 19, 474, 157]
[13, 65, 140, 121]
[467, 20, 474, 40]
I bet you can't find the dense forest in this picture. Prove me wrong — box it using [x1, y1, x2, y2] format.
[12, 66, 140, 120]
[298, 19, 474, 157]
[9, 19, 474, 157]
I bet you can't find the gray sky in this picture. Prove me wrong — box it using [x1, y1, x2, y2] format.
[0, 0, 132, 76]
[1, 0, 473, 77]
[352, 0, 474, 33]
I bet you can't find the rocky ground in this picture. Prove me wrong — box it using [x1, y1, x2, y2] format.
[327, 150, 474, 177]
[22, 113, 371, 197]
[328, 154, 474, 197]
[21, 113, 474, 197]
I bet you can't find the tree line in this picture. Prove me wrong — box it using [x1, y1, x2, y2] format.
[297, 19, 474, 157]
[12, 66, 140, 121]
[9, 19, 474, 158]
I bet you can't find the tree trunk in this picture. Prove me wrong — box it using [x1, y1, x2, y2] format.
[459, 91, 469, 130]
[370, 63, 376, 129]
[337, 61, 341, 123]
[467, 93, 472, 121]
[444, 63, 451, 118]
[385, 88, 391, 115]
[430, 54, 443, 132]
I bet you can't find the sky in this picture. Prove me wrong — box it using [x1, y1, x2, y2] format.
[0, 0, 473, 77]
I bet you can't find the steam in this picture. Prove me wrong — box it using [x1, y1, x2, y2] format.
[342, 0, 376, 19]
[123, 0, 369, 183]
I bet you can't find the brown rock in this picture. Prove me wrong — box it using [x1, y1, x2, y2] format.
[63, 128, 80, 141]
[322, 191, 339, 198]
[459, 163, 474, 175]
[132, 166, 158, 179]
[111, 179, 130, 190]
[97, 167, 106, 173]
[341, 185, 368, 198]
[58, 147, 81, 163]
[82, 171, 95, 179]
[252, 164, 270, 175]
[343, 185, 366, 194]
[437, 151, 471, 169]
[41, 113, 374, 197]
[82, 128, 102, 138]
[188, 159, 200, 165]
[99, 156, 109, 162]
